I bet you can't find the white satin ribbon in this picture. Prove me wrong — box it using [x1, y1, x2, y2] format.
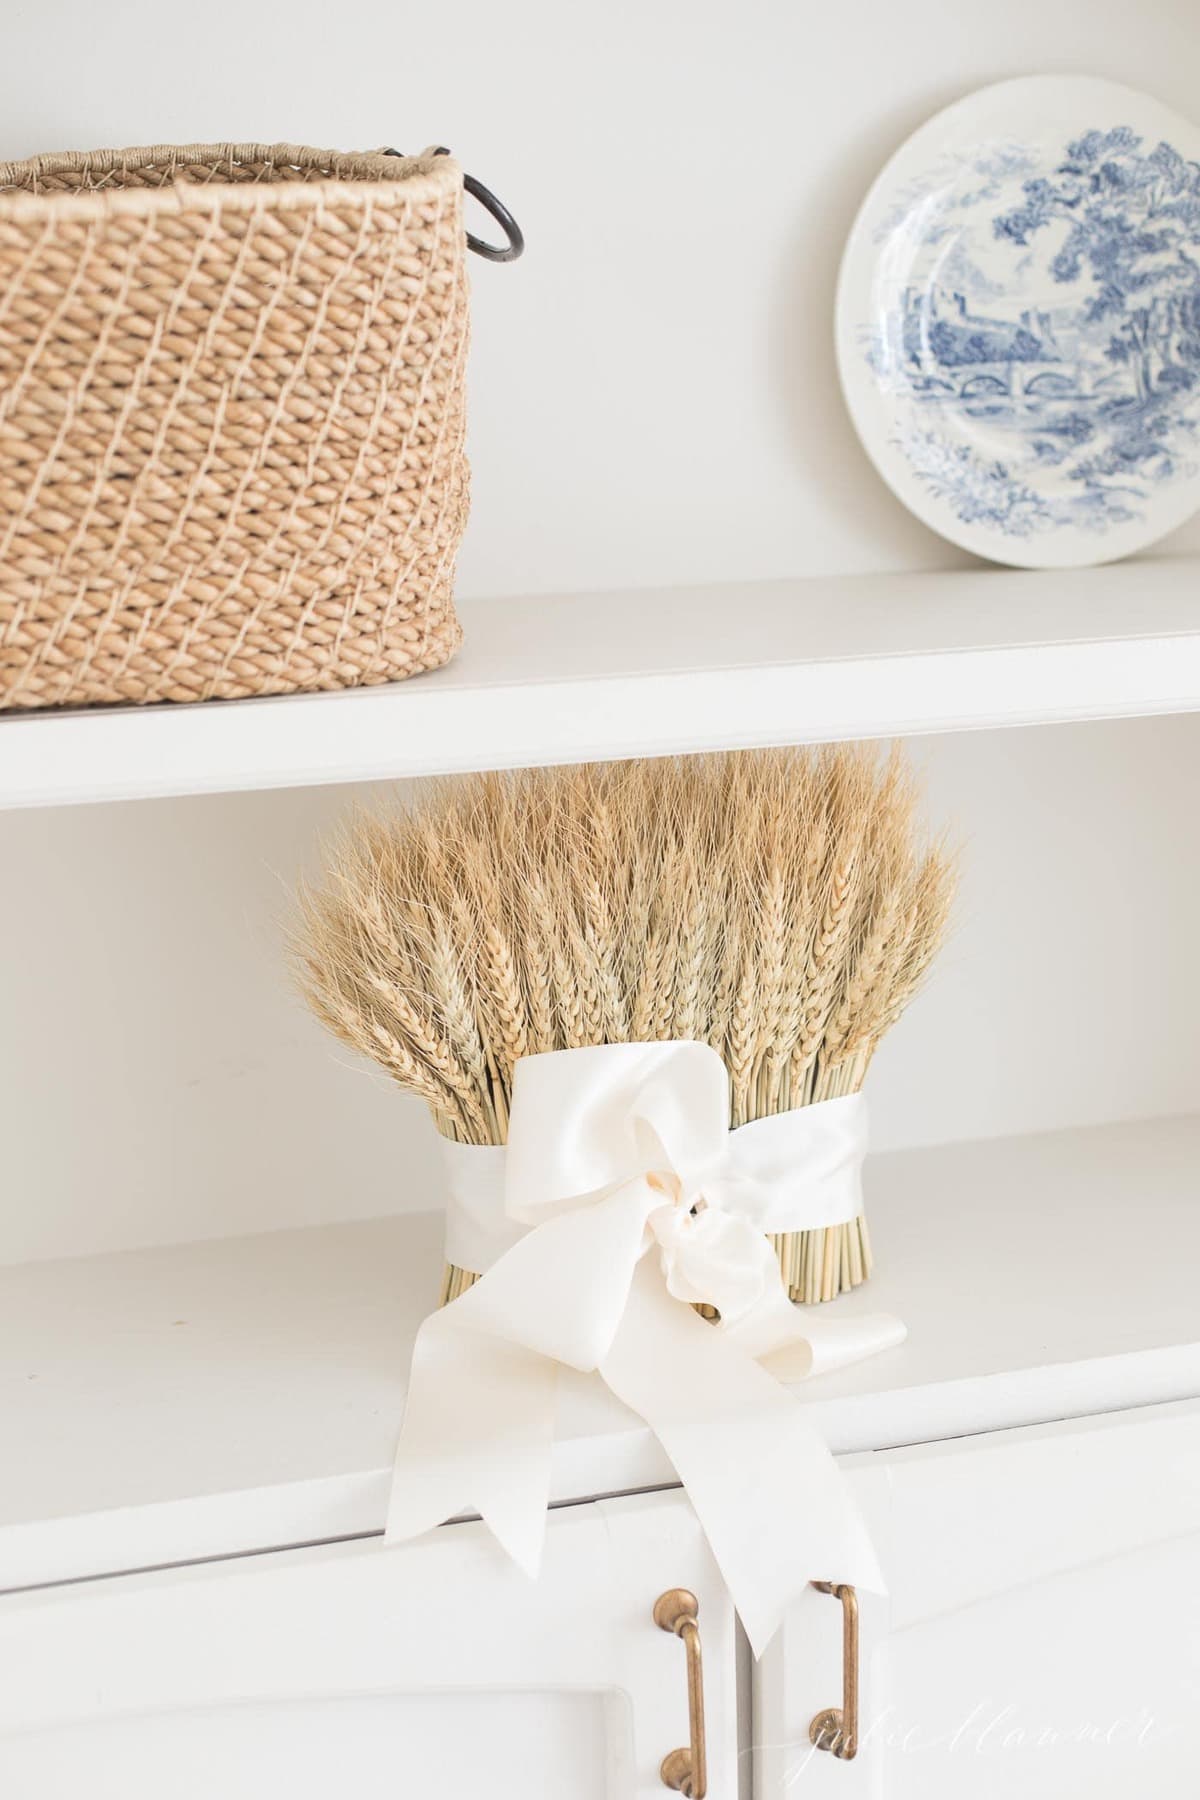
[386, 1040, 905, 1656]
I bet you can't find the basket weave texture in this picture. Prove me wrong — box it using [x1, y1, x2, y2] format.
[0, 143, 469, 710]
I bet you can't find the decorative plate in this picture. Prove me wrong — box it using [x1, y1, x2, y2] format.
[836, 76, 1200, 567]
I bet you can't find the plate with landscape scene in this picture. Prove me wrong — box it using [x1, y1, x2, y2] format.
[836, 76, 1200, 566]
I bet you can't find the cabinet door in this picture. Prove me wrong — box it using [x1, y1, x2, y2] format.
[757, 1399, 1200, 1798]
[0, 1489, 738, 1799]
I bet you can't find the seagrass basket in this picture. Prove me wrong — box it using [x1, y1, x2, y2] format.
[0, 143, 479, 711]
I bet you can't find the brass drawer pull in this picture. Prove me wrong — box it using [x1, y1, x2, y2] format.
[808, 1581, 860, 1761]
[654, 1587, 707, 1797]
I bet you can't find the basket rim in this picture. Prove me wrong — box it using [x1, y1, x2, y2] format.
[0, 143, 460, 222]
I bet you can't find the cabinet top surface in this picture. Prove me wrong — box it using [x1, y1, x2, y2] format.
[1, 1111, 1198, 1593]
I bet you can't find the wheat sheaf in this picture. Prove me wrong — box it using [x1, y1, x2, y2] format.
[295, 746, 956, 1305]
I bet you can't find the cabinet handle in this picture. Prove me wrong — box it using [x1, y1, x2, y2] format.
[653, 1587, 707, 1798]
[808, 1581, 859, 1761]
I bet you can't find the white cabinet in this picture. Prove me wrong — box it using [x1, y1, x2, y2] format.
[11, 1404, 1199, 1800]
[0, 1489, 738, 1800]
[757, 1400, 1200, 1798]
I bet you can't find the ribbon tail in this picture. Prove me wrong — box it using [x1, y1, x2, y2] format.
[385, 1178, 656, 1572]
[722, 1267, 907, 1377]
[600, 1259, 886, 1658]
[385, 1298, 558, 1577]
[757, 1308, 907, 1381]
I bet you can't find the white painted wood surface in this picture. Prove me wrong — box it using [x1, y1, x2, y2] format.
[3, 561, 1200, 810]
[756, 1400, 1200, 1797]
[0, 1488, 739, 1800]
[3, 1114, 1198, 1593]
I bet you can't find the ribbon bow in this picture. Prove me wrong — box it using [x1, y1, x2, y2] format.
[386, 1040, 905, 1655]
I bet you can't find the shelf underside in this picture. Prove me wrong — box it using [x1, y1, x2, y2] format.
[1, 1112, 1198, 1592]
[2, 559, 1199, 809]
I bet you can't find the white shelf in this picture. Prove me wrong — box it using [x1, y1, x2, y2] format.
[2, 559, 1200, 810]
[2, 1113, 1198, 1593]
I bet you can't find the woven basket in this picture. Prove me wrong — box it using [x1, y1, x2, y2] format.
[0, 143, 471, 711]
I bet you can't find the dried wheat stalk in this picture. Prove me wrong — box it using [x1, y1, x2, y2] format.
[294, 747, 957, 1305]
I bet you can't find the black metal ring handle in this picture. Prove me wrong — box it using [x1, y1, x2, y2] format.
[383, 146, 524, 263]
[460, 169, 525, 262]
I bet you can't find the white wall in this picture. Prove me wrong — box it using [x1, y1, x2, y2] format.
[2, 1, 1199, 1262]
[3, 0, 1199, 595]
[3, 713, 1198, 1264]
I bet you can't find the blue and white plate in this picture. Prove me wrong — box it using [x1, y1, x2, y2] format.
[836, 76, 1200, 567]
